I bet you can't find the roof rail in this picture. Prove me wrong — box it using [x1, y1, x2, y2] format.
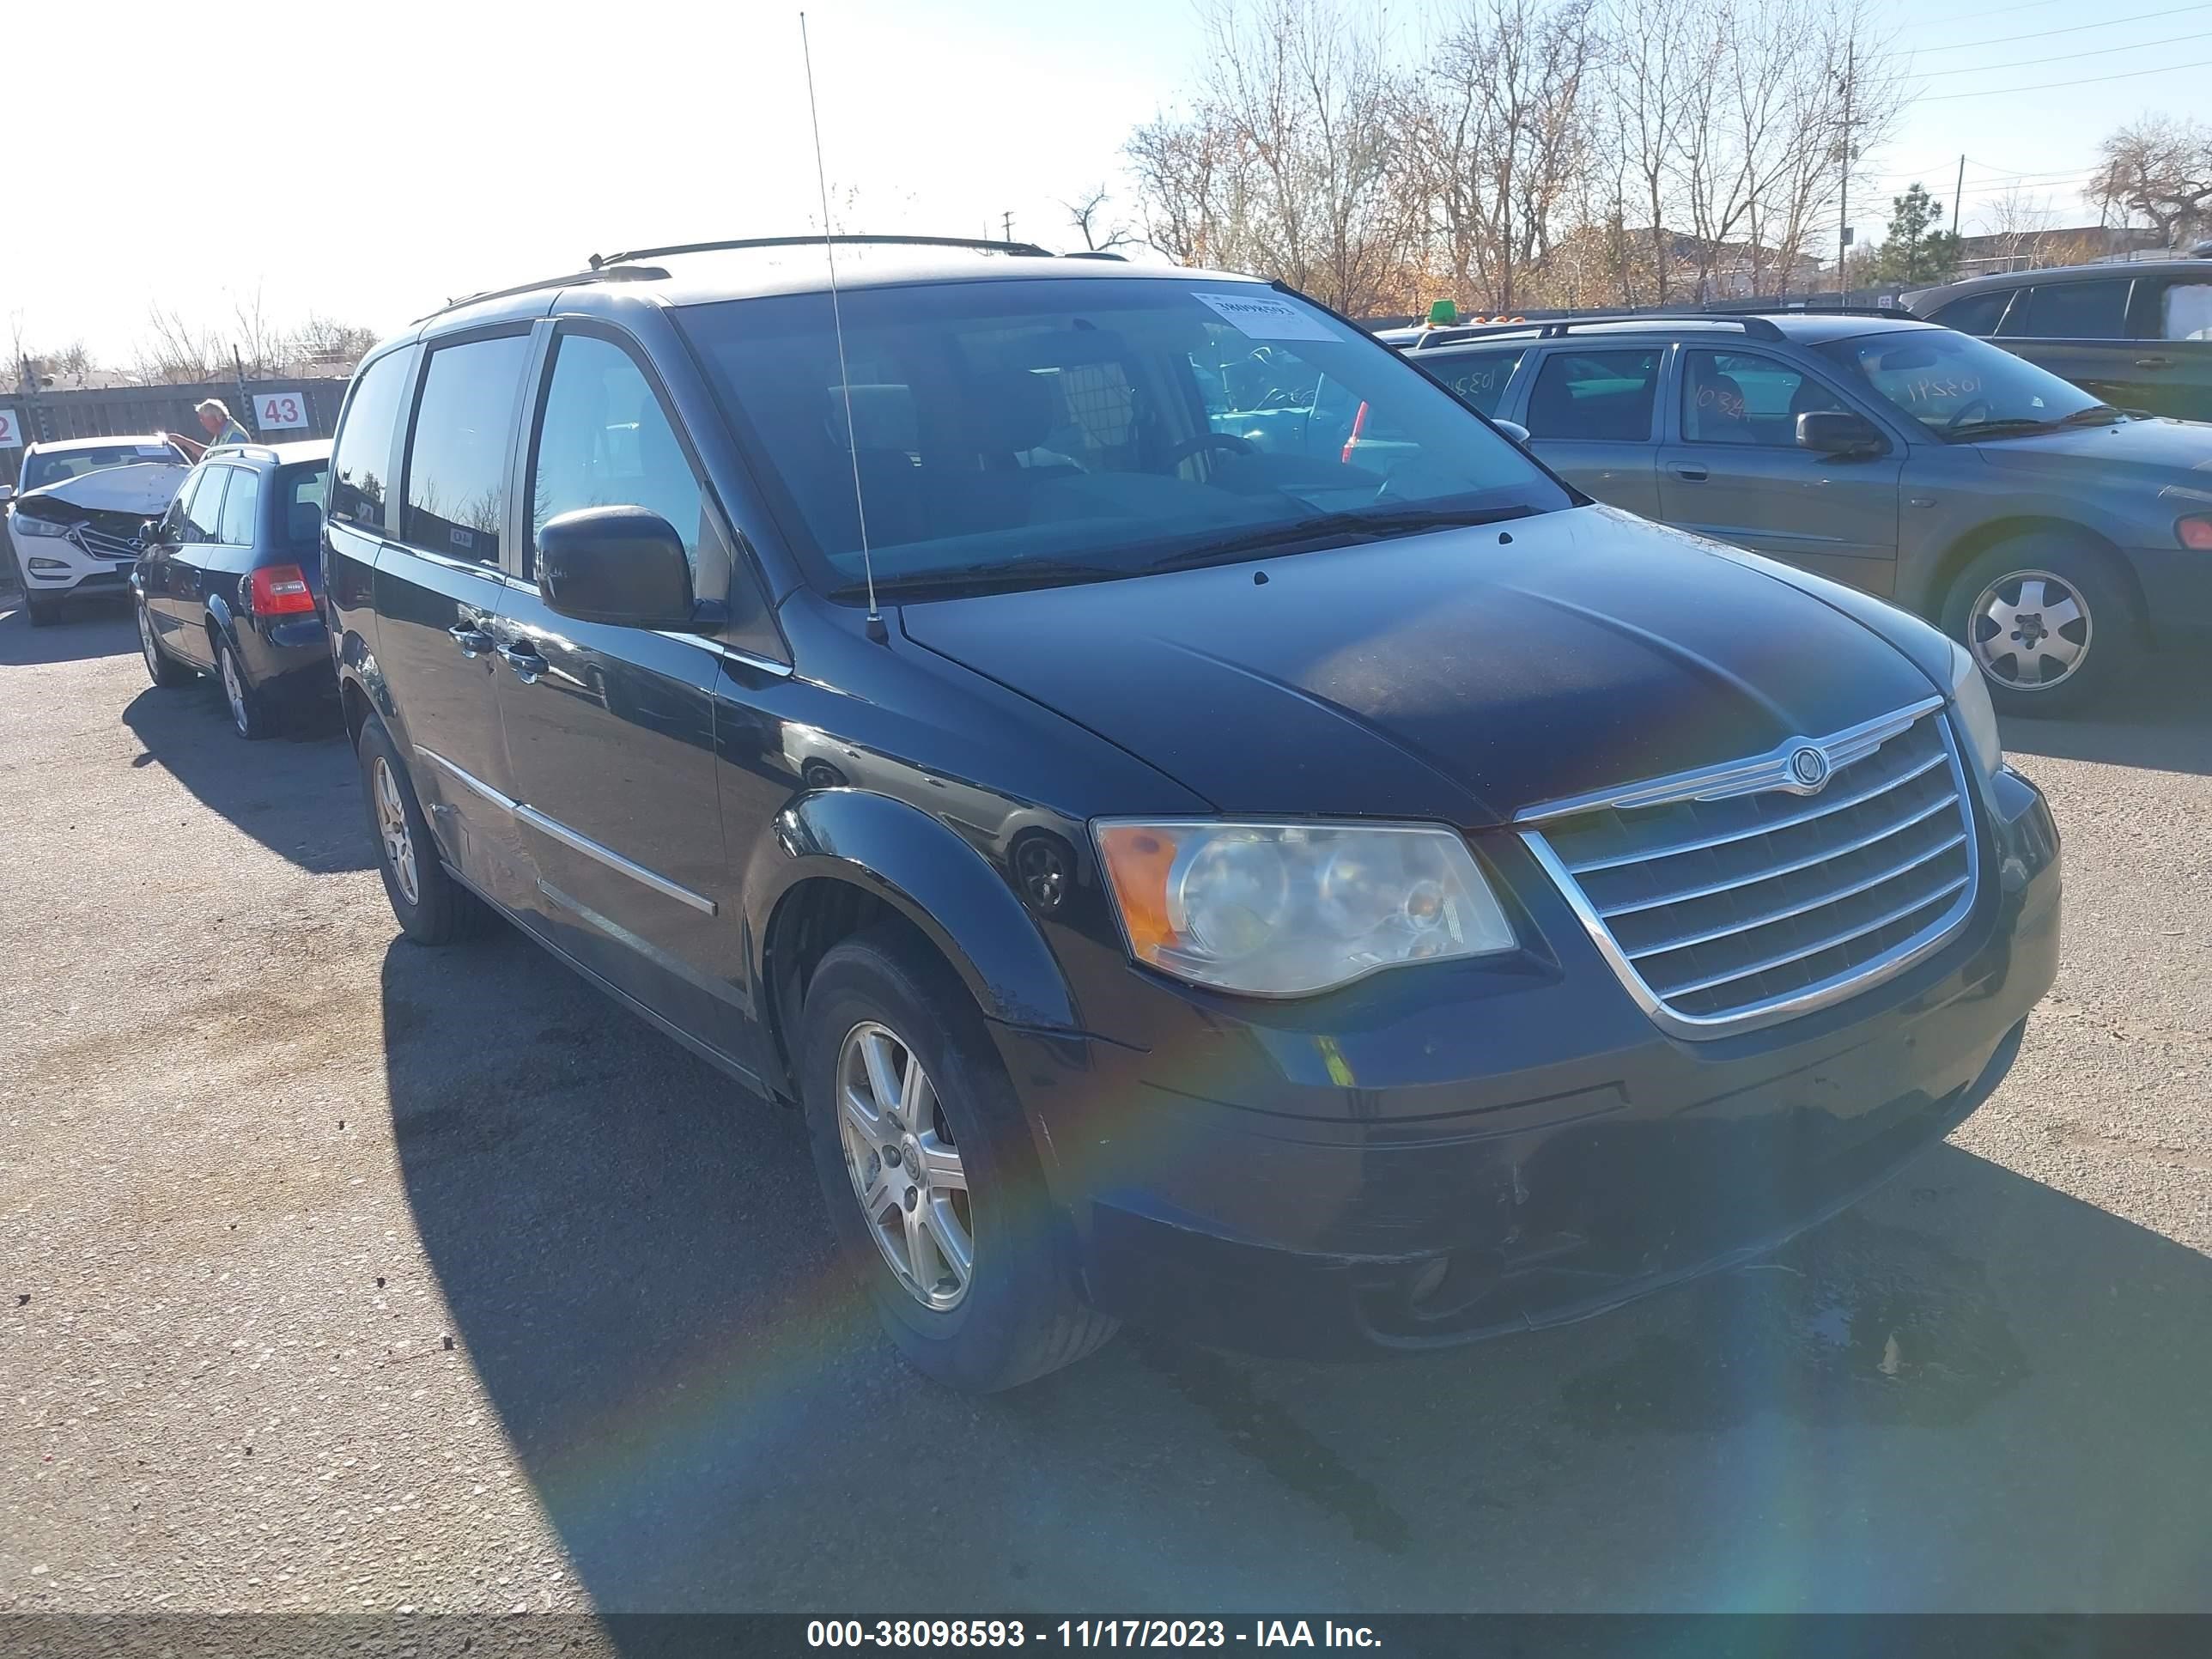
[418, 263, 671, 324]
[204, 443, 285, 463]
[1407, 313, 1788, 347]
[586, 234, 1055, 270]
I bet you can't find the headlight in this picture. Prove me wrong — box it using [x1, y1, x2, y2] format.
[1948, 639, 2004, 781]
[1094, 819, 1515, 996]
[14, 514, 68, 538]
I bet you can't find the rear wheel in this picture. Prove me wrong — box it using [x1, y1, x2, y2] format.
[799, 927, 1116, 1391]
[137, 597, 195, 687]
[356, 715, 487, 945]
[1943, 534, 2137, 717]
[215, 634, 274, 739]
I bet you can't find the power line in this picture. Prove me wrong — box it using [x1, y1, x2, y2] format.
[1910, 1, 2211, 52]
[1920, 52, 2212, 98]
[1900, 0, 2069, 26]
[1914, 28, 2208, 76]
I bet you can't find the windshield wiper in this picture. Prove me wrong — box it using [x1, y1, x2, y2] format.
[2056, 403, 2127, 426]
[1146, 503, 1538, 571]
[828, 558, 1130, 602]
[1946, 404, 2129, 441]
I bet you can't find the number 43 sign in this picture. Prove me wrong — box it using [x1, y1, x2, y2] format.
[252, 391, 310, 431]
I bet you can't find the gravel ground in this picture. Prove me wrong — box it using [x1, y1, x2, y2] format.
[3, 597, 2209, 1620]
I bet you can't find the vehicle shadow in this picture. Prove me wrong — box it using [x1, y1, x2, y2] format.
[0, 594, 137, 665]
[389, 933, 2212, 1616]
[119, 683, 370, 874]
[1994, 653, 2212, 778]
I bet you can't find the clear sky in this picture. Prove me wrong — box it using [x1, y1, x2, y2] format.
[3, 0, 2194, 365]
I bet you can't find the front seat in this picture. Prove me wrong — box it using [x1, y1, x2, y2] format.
[1686, 359, 1756, 444]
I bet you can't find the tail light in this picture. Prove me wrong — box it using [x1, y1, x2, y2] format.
[248, 563, 318, 616]
[2179, 515, 2212, 550]
[1340, 400, 1370, 465]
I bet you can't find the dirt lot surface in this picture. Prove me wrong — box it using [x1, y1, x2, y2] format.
[4, 599, 2209, 1618]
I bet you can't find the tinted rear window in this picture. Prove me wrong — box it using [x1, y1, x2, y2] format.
[1523, 349, 1661, 441]
[2010, 279, 2131, 339]
[1424, 347, 1527, 416]
[278, 462, 329, 546]
[331, 351, 410, 530]
[403, 334, 532, 564]
[1930, 289, 2014, 336]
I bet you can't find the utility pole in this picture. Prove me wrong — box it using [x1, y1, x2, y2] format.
[1952, 155, 1965, 239]
[1837, 42, 1855, 296]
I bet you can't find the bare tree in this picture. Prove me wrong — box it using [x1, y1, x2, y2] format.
[1061, 186, 1137, 252]
[132, 305, 228, 385]
[1126, 106, 1244, 266]
[1976, 185, 2058, 272]
[2090, 113, 2212, 248]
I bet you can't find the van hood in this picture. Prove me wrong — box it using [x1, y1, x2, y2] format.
[1966, 416, 2212, 497]
[897, 505, 1942, 826]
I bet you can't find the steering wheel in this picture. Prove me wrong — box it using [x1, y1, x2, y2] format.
[1167, 432, 1256, 468]
[1944, 398, 1991, 434]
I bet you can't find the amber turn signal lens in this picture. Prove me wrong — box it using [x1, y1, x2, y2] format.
[1096, 824, 1180, 954]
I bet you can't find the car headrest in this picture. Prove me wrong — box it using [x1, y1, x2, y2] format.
[970, 370, 1059, 455]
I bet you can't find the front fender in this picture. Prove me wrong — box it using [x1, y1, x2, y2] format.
[746, 787, 1080, 1034]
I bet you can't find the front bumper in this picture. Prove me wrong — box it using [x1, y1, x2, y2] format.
[11, 526, 137, 593]
[994, 767, 2061, 1358]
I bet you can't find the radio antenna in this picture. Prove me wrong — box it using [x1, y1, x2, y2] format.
[800, 11, 883, 639]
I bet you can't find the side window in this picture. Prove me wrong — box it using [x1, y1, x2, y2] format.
[1681, 350, 1844, 447]
[181, 467, 228, 544]
[2159, 280, 2212, 342]
[1429, 348, 1526, 416]
[2010, 280, 2131, 340]
[330, 350, 410, 531]
[216, 466, 261, 546]
[528, 333, 705, 570]
[404, 333, 532, 564]
[1523, 349, 1661, 441]
[1930, 289, 2014, 336]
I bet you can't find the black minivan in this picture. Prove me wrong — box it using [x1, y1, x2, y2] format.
[325, 237, 2061, 1391]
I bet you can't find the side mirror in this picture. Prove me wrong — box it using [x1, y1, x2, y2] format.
[0, 484, 14, 503]
[537, 506, 695, 629]
[1493, 419, 1532, 447]
[1797, 410, 1887, 457]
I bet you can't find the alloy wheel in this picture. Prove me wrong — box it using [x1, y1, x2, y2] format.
[372, 756, 421, 906]
[137, 603, 163, 678]
[220, 644, 251, 734]
[1969, 568, 2091, 692]
[836, 1021, 973, 1311]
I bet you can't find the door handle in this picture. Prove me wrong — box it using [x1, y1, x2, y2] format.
[1671, 464, 1710, 482]
[447, 622, 494, 657]
[2133, 356, 2172, 369]
[500, 642, 550, 684]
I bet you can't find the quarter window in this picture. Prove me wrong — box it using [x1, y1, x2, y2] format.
[1523, 349, 1661, 441]
[180, 467, 227, 544]
[216, 466, 261, 546]
[1680, 351, 1845, 447]
[2160, 281, 2212, 342]
[1930, 289, 2014, 336]
[330, 349, 410, 530]
[528, 333, 704, 570]
[1427, 347, 1526, 416]
[404, 334, 532, 564]
[2010, 279, 2130, 340]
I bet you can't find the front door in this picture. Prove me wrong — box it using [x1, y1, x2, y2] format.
[1510, 345, 1664, 517]
[1656, 348, 1903, 595]
[371, 329, 538, 910]
[491, 325, 750, 1063]
[154, 465, 229, 665]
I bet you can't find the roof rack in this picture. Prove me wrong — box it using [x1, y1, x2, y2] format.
[1408, 313, 1789, 347]
[420, 263, 670, 323]
[204, 443, 285, 463]
[586, 234, 1055, 270]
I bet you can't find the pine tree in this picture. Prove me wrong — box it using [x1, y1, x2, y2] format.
[1874, 184, 1963, 285]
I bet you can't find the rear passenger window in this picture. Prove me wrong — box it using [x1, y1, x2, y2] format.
[1429, 348, 1526, 416]
[405, 334, 532, 563]
[1523, 349, 1660, 441]
[1931, 289, 2014, 336]
[181, 468, 227, 544]
[2160, 281, 2212, 342]
[216, 467, 260, 546]
[330, 349, 410, 531]
[528, 333, 705, 569]
[2010, 280, 2130, 340]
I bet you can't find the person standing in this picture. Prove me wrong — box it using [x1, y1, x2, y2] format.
[168, 399, 252, 459]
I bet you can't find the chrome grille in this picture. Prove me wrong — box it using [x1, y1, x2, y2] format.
[1520, 700, 1978, 1036]
[70, 526, 143, 560]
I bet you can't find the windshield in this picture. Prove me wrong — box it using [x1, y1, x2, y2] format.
[676, 276, 1571, 599]
[1812, 329, 2111, 439]
[22, 442, 179, 492]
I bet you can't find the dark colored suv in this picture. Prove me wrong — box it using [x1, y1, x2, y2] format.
[133, 441, 336, 738]
[1902, 256, 2212, 422]
[326, 238, 2059, 1390]
[1401, 312, 2212, 714]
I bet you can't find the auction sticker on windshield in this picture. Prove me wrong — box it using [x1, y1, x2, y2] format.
[1192, 290, 1340, 343]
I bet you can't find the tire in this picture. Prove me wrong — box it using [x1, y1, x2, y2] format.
[24, 592, 54, 629]
[356, 714, 488, 945]
[1942, 533, 2139, 718]
[215, 633, 275, 739]
[137, 597, 196, 688]
[799, 926, 1117, 1391]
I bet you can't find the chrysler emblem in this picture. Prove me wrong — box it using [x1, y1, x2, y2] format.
[1790, 745, 1830, 790]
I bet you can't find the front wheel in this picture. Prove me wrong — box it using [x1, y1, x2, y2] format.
[23, 592, 55, 629]
[1942, 535, 2138, 717]
[799, 927, 1116, 1391]
[137, 598, 196, 688]
[356, 715, 487, 945]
